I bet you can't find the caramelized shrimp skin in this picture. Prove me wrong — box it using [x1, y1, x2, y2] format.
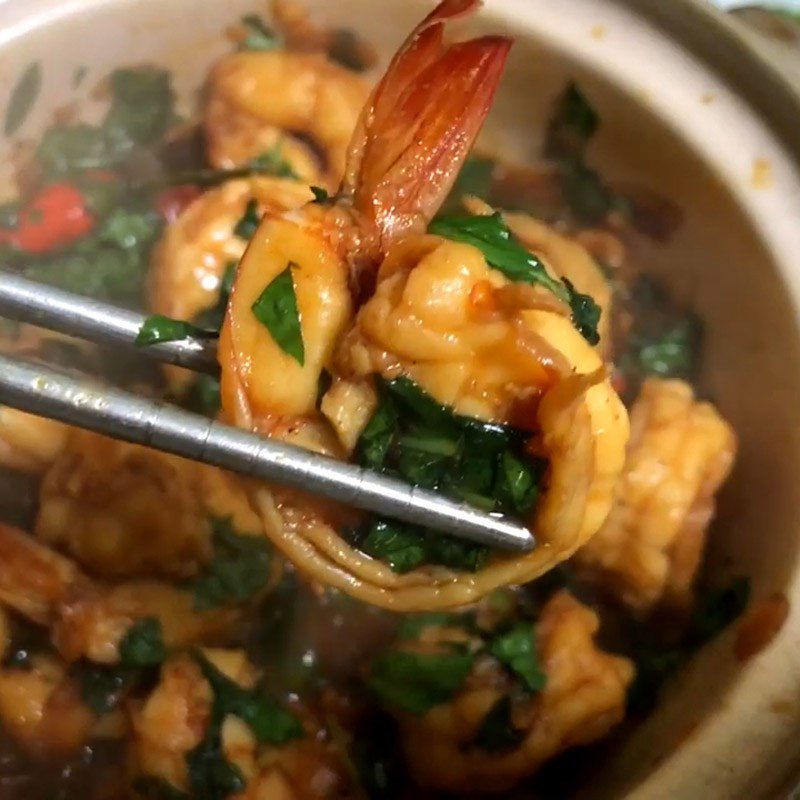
[390, 592, 634, 792]
[574, 378, 736, 613]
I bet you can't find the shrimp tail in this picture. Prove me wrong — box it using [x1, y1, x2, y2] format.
[342, 0, 511, 251]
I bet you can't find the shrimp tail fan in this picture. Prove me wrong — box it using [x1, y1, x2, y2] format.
[342, 0, 511, 250]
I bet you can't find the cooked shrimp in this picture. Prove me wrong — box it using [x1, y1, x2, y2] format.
[0, 408, 69, 474]
[0, 523, 237, 664]
[148, 176, 313, 392]
[130, 649, 350, 798]
[574, 378, 736, 613]
[464, 197, 615, 354]
[205, 50, 369, 188]
[221, 0, 539, 611]
[385, 591, 633, 792]
[0, 655, 125, 756]
[36, 429, 264, 580]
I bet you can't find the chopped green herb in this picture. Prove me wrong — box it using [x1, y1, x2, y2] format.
[369, 649, 474, 714]
[119, 617, 166, 667]
[430, 212, 565, 298]
[385, 376, 458, 431]
[430, 213, 602, 341]
[250, 142, 298, 180]
[564, 277, 602, 346]
[186, 733, 246, 800]
[544, 82, 598, 161]
[192, 518, 272, 611]
[310, 185, 330, 203]
[135, 314, 214, 347]
[184, 374, 221, 417]
[495, 451, 542, 514]
[473, 695, 525, 752]
[35, 124, 118, 174]
[79, 665, 135, 714]
[358, 518, 488, 574]
[357, 393, 397, 469]
[5, 62, 42, 136]
[240, 14, 282, 51]
[688, 577, 751, 648]
[99, 208, 160, 250]
[196, 655, 304, 745]
[637, 318, 698, 378]
[560, 156, 617, 224]
[104, 67, 175, 149]
[251, 264, 305, 365]
[489, 623, 546, 692]
[132, 776, 189, 800]
[439, 155, 495, 214]
[234, 199, 261, 240]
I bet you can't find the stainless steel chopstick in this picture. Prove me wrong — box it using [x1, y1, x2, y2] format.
[0, 354, 536, 553]
[0, 271, 218, 374]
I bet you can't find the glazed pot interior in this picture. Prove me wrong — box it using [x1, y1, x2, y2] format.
[1, 0, 800, 796]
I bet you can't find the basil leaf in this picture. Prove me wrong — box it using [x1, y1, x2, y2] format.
[384, 376, 459, 432]
[687, 577, 750, 647]
[104, 68, 175, 149]
[251, 264, 305, 365]
[429, 213, 567, 300]
[369, 650, 474, 714]
[5, 62, 42, 136]
[310, 185, 329, 203]
[186, 734, 245, 800]
[119, 617, 166, 667]
[637, 317, 698, 379]
[240, 14, 282, 51]
[184, 374, 221, 417]
[358, 518, 488, 575]
[495, 451, 543, 514]
[440, 155, 495, 215]
[357, 394, 397, 469]
[234, 199, 260, 240]
[564, 277, 602, 345]
[627, 647, 684, 715]
[544, 82, 598, 161]
[195, 655, 304, 745]
[99, 208, 161, 250]
[488, 623, 546, 692]
[192, 518, 272, 611]
[250, 142, 298, 180]
[473, 695, 525, 752]
[79, 665, 135, 714]
[135, 314, 215, 346]
[360, 519, 427, 574]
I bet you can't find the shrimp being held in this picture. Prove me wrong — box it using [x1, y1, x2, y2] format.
[219, 0, 629, 611]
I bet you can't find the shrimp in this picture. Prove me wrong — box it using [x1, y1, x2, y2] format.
[205, 51, 369, 189]
[573, 378, 736, 613]
[220, 0, 541, 611]
[0, 654, 125, 756]
[129, 649, 352, 798]
[0, 523, 237, 664]
[0, 407, 69, 474]
[380, 591, 633, 793]
[36, 429, 264, 581]
[148, 176, 313, 392]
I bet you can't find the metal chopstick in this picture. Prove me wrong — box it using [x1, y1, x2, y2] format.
[0, 271, 218, 374]
[0, 355, 536, 553]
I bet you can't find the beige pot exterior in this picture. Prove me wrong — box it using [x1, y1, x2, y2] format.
[1, 0, 800, 797]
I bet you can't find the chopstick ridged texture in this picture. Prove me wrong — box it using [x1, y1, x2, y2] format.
[0, 354, 536, 553]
